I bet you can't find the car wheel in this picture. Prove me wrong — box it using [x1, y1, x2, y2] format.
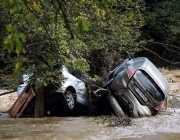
[151, 109, 159, 116]
[64, 91, 76, 111]
[107, 94, 125, 119]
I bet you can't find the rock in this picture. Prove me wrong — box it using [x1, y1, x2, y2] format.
[169, 96, 180, 108]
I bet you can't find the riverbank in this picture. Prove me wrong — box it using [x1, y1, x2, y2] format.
[0, 69, 179, 113]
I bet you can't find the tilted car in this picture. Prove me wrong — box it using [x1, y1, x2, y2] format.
[56, 65, 88, 111]
[17, 65, 88, 112]
[104, 56, 170, 118]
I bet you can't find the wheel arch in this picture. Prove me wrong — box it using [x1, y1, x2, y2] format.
[65, 86, 76, 95]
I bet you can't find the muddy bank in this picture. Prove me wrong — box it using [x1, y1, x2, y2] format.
[159, 69, 180, 96]
[0, 90, 18, 113]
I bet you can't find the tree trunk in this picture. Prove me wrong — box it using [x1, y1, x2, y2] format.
[34, 86, 44, 118]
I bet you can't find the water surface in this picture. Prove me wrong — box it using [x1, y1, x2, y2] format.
[0, 108, 180, 140]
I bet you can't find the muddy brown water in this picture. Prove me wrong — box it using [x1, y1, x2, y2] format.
[0, 108, 180, 140]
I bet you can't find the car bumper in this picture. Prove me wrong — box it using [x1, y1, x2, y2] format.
[115, 89, 152, 117]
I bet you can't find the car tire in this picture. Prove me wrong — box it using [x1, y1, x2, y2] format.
[151, 109, 159, 116]
[64, 91, 76, 111]
[107, 94, 125, 119]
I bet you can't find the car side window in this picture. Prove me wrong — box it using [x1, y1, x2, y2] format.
[71, 70, 83, 80]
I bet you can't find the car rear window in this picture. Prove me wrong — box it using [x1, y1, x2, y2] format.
[136, 70, 165, 102]
[132, 57, 145, 69]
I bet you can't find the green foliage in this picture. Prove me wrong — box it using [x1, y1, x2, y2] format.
[1, 0, 147, 89]
[77, 18, 89, 32]
[145, 0, 180, 44]
[3, 24, 26, 55]
[142, 0, 180, 65]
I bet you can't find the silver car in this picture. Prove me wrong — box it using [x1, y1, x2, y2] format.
[56, 65, 88, 111]
[17, 65, 88, 112]
[106, 57, 170, 117]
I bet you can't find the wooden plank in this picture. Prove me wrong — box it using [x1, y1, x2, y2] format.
[8, 85, 36, 118]
[9, 91, 29, 117]
[16, 88, 35, 118]
[8, 85, 30, 117]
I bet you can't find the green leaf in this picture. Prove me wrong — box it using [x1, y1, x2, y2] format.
[33, 1, 40, 11]
[138, 9, 143, 21]
[19, 33, 26, 43]
[127, 0, 132, 3]
[98, 0, 108, 10]
[75, 59, 84, 69]
[77, 19, 89, 32]
[15, 61, 22, 70]
[15, 38, 22, 55]
[6, 24, 13, 32]
[27, 13, 37, 25]
[128, 10, 133, 20]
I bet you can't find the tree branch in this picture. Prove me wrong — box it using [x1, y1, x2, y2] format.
[23, 1, 49, 35]
[24, 43, 51, 70]
[56, 0, 74, 40]
[148, 41, 180, 55]
[139, 45, 180, 66]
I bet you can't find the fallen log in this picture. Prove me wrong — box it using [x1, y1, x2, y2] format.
[0, 90, 16, 97]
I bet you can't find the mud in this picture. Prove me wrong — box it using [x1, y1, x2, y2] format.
[0, 90, 17, 113]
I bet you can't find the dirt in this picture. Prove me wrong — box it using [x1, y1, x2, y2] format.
[0, 91, 17, 113]
[159, 69, 180, 96]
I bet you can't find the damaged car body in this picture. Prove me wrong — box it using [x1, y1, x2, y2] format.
[17, 54, 170, 118]
[55, 65, 88, 111]
[97, 54, 170, 118]
[17, 65, 89, 115]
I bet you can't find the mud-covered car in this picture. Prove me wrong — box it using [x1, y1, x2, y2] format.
[17, 65, 88, 112]
[100, 56, 170, 118]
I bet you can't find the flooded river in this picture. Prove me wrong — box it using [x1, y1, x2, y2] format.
[0, 108, 180, 140]
[1, 69, 180, 140]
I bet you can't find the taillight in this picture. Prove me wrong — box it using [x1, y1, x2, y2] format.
[59, 72, 64, 79]
[154, 102, 164, 111]
[127, 69, 136, 79]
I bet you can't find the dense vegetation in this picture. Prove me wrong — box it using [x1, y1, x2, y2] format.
[0, 0, 179, 117]
[141, 0, 180, 66]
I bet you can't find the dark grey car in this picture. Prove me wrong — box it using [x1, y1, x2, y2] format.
[105, 57, 170, 117]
